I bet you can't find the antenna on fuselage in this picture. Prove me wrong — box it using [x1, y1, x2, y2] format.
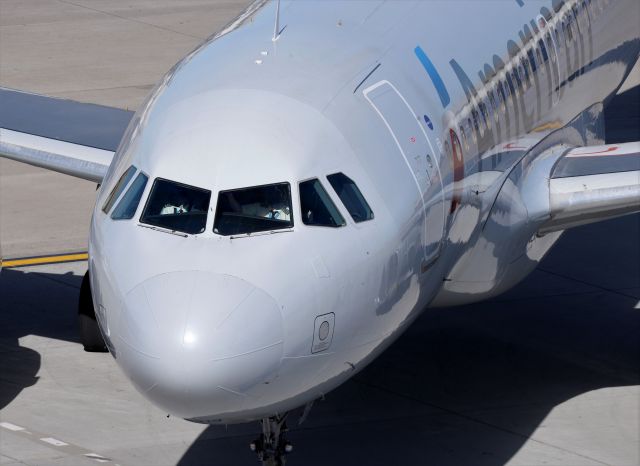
[272, 0, 281, 41]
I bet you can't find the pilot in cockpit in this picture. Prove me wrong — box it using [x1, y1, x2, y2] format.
[160, 191, 189, 215]
[225, 186, 291, 221]
[263, 186, 291, 221]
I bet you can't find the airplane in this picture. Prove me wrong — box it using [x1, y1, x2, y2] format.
[1, 0, 639, 464]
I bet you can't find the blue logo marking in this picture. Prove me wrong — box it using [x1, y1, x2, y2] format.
[414, 46, 450, 108]
[423, 115, 434, 130]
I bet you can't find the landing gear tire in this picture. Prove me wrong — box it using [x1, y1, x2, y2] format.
[78, 271, 107, 352]
[250, 414, 293, 466]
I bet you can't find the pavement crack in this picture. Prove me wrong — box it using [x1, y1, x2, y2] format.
[537, 267, 639, 301]
[56, 0, 204, 40]
[29, 272, 82, 290]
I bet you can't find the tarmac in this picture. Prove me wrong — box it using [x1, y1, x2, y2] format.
[1, 1, 639, 465]
[0, 0, 254, 260]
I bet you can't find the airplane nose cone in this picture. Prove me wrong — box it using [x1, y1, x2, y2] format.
[115, 271, 284, 419]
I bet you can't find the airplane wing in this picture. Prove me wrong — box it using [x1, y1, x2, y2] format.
[0, 128, 115, 183]
[540, 142, 640, 234]
[0, 88, 132, 182]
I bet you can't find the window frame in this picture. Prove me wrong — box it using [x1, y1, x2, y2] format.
[480, 99, 492, 131]
[326, 172, 375, 224]
[488, 86, 499, 116]
[213, 181, 294, 237]
[111, 171, 150, 221]
[139, 177, 212, 235]
[527, 47, 538, 73]
[102, 165, 137, 214]
[459, 124, 469, 151]
[298, 177, 346, 229]
[467, 117, 478, 144]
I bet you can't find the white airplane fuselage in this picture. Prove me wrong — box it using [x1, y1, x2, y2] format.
[88, 0, 639, 423]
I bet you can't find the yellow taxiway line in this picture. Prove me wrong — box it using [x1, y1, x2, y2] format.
[2, 252, 88, 269]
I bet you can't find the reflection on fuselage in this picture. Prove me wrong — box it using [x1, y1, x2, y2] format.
[442, 0, 617, 182]
[87, 0, 638, 426]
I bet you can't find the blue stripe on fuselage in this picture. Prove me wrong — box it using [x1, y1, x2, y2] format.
[414, 46, 450, 108]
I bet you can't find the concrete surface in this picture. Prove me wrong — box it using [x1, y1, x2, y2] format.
[0, 0, 252, 260]
[0, 0, 253, 110]
[0, 1, 639, 465]
[0, 160, 96, 259]
[0, 88, 133, 259]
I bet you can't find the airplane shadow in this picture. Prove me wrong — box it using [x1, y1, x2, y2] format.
[178, 213, 639, 465]
[0, 269, 83, 411]
[605, 86, 640, 143]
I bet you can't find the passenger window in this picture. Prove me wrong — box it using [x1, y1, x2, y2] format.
[572, 5, 582, 32]
[480, 100, 491, 130]
[327, 173, 374, 223]
[496, 82, 506, 111]
[140, 178, 211, 234]
[578, 2, 591, 30]
[536, 47, 545, 72]
[520, 58, 531, 87]
[554, 25, 563, 47]
[512, 68, 522, 93]
[527, 48, 538, 72]
[538, 39, 549, 62]
[546, 33, 555, 62]
[102, 165, 136, 213]
[299, 179, 345, 227]
[468, 118, 477, 144]
[112, 173, 148, 220]
[505, 73, 516, 98]
[471, 108, 481, 134]
[565, 14, 574, 43]
[459, 125, 469, 151]
[488, 88, 499, 114]
[213, 183, 293, 236]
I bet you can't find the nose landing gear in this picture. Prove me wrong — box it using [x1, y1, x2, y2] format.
[78, 271, 107, 352]
[250, 414, 293, 466]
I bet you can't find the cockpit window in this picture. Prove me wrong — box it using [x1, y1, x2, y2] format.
[213, 183, 293, 236]
[327, 173, 374, 223]
[140, 178, 211, 234]
[111, 172, 148, 220]
[299, 178, 345, 228]
[102, 165, 136, 213]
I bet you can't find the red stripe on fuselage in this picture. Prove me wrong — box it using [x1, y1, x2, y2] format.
[450, 129, 464, 213]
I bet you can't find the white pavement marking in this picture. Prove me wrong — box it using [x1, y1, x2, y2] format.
[0, 422, 25, 431]
[40, 437, 69, 447]
[2, 420, 118, 464]
[85, 453, 112, 463]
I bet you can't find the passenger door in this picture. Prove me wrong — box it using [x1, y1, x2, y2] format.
[364, 80, 445, 265]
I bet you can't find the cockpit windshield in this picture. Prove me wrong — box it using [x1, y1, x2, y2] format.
[102, 165, 136, 214]
[112, 172, 148, 220]
[140, 178, 211, 234]
[213, 183, 293, 236]
[299, 178, 345, 228]
[327, 172, 374, 223]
